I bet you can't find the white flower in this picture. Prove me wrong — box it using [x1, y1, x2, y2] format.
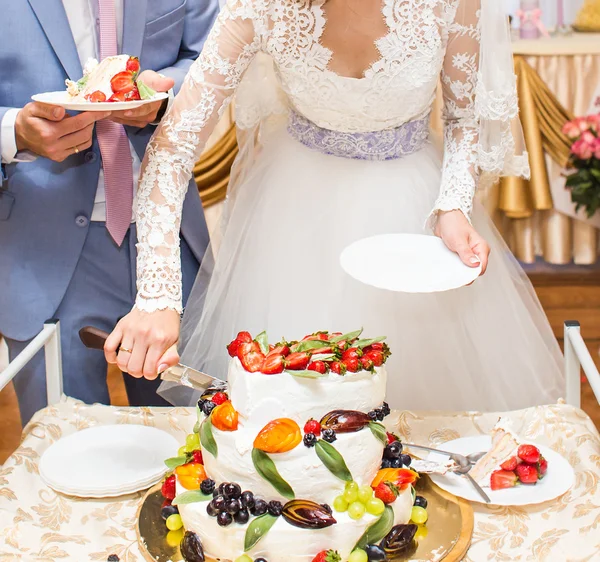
[83, 58, 99, 76]
[65, 79, 80, 97]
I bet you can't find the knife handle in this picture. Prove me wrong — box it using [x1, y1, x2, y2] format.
[79, 326, 113, 351]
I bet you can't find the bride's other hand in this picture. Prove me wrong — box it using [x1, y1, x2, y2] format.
[104, 308, 181, 379]
[435, 210, 490, 275]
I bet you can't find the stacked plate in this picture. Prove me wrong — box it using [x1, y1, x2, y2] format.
[40, 425, 180, 498]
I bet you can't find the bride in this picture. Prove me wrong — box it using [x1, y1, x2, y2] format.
[105, 0, 564, 411]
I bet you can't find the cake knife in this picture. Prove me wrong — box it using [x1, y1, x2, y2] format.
[78, 326, 226, 393]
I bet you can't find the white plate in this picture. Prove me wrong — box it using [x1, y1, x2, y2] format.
[32, 90, 169, 112]
[40, 425, 179, 498]
[427, 436, 575, 506]
[340, 233, 482, 293]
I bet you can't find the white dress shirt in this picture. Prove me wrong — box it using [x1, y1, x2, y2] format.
[1, 0, 141, 222]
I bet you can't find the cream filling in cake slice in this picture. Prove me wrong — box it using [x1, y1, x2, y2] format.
[66, 55, 129, 100]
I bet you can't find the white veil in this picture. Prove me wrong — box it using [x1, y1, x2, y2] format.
[157, 0, 530, 406]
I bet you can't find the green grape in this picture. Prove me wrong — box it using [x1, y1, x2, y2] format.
[358, 485, 373, 503]
[365, 497, 385, 516]
[166, 513, 183, 531]
[348, 549, 368, 562]
[186, 433, 200, 450]
[411, 506, 428, 525]
[343, 487, 359, 503]
[415, 524, 429, 542]
[178, 446, 188, 457]
[347, 501, 366, 520]
[333, 495, 349, 512]
[234, 556, 253, 562]
[165, 529, 184, 548]
[345, 481, 359, 492]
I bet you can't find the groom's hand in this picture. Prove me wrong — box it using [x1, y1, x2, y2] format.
[15, 102, 110, 162]
[108, 70, 175, 128]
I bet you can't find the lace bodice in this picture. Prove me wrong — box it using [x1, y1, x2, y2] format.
[135, 0, 498, 312]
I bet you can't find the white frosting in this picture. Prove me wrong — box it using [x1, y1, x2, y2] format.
[178, 482, 413, 562]
[229, 358, 387, 428]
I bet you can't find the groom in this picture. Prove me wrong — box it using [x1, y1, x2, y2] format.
[0, 0, 219, 424]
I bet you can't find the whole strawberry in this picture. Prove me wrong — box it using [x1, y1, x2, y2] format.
[515, 463, 538, 484]
[364, 350, 384, 367]
[537, 456, 548, 478]
[307, 360, 327, 374]
[342, 357, 360, 373]
[517, 444, 541, 464]
[312, 550, 341, 562]
[500, 456, 519, 471]
[161, 474, 176, 500]
[285, 352, 311, 371]
[304, 419, 321, 436]
[373, 481, 399, 504]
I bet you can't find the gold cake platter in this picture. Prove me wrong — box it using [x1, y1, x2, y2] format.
[137, 476, 473, 562]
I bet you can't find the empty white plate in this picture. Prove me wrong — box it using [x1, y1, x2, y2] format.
[340, 233, 482, 293]
[40, 425, 179, 498]
[32, 91, 169, 112]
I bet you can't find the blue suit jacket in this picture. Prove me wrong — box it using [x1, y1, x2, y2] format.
[0, 0, 219, 341]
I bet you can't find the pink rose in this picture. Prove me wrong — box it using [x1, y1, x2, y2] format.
[572, 139, 594, 160]
[582, 130, 597, 145]
[593, 137, 600, 159]
[587, 113, 600, 133]
[563, 120, 581, 139]
[576, 117, 591, 133]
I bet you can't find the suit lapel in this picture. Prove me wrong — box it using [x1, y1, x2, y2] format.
[122, 0, 148, 59]
[27, 0, 82, 80]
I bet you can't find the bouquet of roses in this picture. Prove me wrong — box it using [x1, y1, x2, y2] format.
[562, 114, 600, 218]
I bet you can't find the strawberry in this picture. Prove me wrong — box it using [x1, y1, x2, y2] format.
[285, 352, 311, 371]
[126, 86, 141, 101]
[386, 432, 399, 445]
[227, 339, 242, 358]
[262, 353, 285, 374]
[305, 346, 333, 355]
[364, 350, 384, 367]
[161, 498, 172, 508]
[304, 419, 321, 436]
[110, 71, 136, 94]
[342, 357, 360, 373]
[307, 360, 327, 374]
[192, 450, 204, 464]
[490, 470, 518, 491]
[500, 456, 519, 471]
[237, 331, 253, 343]
[515, 463, 538, 484]
[342, 348, 362, 361]
[108, 91, 128, 102]
[312, 550, 341, 562]
[329, 332, 342, 340]
[537, 456, 548, 478]
[126, 56, 140, 73]
[302, 333, 329, 342]
[267, 345, 290, 358]
[370, 342, 384, 351]
[374, 481, 399, 504]
[211, 392, 228, 405]
[361, 356, 375, 371]
[237, 342, 265, 373]
[161, 474, 176, 500]
[330, 361, 346, 375]
[86, 90, 106, 103]
[517, 444, 541, 464]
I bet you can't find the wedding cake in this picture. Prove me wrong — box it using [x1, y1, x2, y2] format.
[161, 330, 423, 562]
[575, 0, 600, 31]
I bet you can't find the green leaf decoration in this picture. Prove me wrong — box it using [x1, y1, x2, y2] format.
[76, 75, 89, 88]
[193, 421, 201, 434]
[355, 337, 386, 349]
[251, 449, 295, 499]
[286, 369, 328, 379]
[292, 340, 332, 353]
[310, 353, 336, 362]
[255, 331, 269, 354]
[315, 440, 352, 482]
[355, 506, 395, 550]
[369, 422, 388, 445]
[411, 486, 416, 504]
[330, 329, 363, 344]
[164, 455, 188, 470]
[136, 79, 157, 100]
[172, 490, 212, 506]
[244, 513, 278, 552]
[200, 417, 218, 458]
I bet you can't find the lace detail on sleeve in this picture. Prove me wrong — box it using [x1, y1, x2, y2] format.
[135, 0, 261, 313]
[429, 0, 481, 226]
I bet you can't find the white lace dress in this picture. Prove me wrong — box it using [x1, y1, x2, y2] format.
[136, 0, 564, 411]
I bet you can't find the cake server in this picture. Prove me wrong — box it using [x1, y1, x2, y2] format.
[78, 326, 226, 393]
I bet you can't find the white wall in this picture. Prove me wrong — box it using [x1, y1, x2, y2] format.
[504, 0, 585, 25]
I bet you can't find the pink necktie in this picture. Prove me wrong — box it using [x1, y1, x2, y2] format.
[95, 0, 133, 246]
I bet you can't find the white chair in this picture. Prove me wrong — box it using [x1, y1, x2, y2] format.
[564, 321, 600, 408]
[0, 321, 64, 406]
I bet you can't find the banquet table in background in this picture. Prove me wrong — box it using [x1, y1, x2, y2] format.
[0, 399, 599, 561]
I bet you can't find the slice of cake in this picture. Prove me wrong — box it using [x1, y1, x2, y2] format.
[161, 329, 423, 562]
[66, 55, 156, 103]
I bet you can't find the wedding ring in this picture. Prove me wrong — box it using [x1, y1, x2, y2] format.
[119, 347, 133, 354]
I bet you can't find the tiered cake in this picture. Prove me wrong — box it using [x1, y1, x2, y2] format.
[162, 330, 421, 562]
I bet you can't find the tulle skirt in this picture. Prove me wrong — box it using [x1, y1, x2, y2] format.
[174, 127, 564, 412]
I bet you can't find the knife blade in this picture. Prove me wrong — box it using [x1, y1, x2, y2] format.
[78, 326, 226, 393]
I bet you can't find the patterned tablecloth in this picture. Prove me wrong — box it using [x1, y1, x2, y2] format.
[1, 398, 599, 562]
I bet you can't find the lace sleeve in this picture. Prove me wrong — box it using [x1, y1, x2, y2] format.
[135, 0, 261, 313]
[430, 0, 481, 225]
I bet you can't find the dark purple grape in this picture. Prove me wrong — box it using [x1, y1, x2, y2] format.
[107, 556, 120, 562]
[381, 402, 391, 416]
[414, 496, 427, 508]
[217, 512, 233, 527]
[251, 499, 268, 516]
[206, 500, 220, 517]
[201, 401, 216, 416]
[322, 429, 336, 443]
[400, 454, 412, 467]
[212, 494, 226, 510]
[384, 441, 402, 459]
[368, 410, 378, 421]
[241, 491, 255, 509]
[218, 483, 227, 495]
[365, 544, 386, 561]
[267, 501, 283, 517]
[200, 479, 215, 495]
[234, 508, 250, 524]
[376, 409, 385, 421]
[303, 433, 317, 447]
[224, 482, 241, 499]
[226, 499, 241, 514]
[381, 458, 392, 468]
[161, 505, 179, 520]
[390, 458, 403, 468]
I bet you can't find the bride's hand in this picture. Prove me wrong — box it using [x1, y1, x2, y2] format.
[104, 308, 181, 379]
[434, 210, 490, 275]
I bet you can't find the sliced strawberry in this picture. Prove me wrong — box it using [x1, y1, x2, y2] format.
[236, 331, 253, 343]
[237, 342, 265, 373]
[364, 350, 384, 367]
[305, 346, 333, 355]
[161, 474, 176, 500]
[500, 456, 519, 471]
[267, 345, 290, 358]
[537, 456, 548, 478]
[108, 91, 129, 102]
[285, 352, 311, 371]
[262, 353, 285, 374]
[126, 86, 141, 101]
[110, 71, 135, 94]
[330, 361, 346, 375]
[302, 333, 329, 342]
[161, 498, 172, 508]
[374, 481, 399, 504]
[490, 470, 518, 491]
[307, 360, 327, 374]
[342, 348, 362, 361]
[192, 450, 204, 464]
[126, 56, 140, 73]
[86, 90, 106, 103]
[304, 419, 321, 436]
[517, 444, 541, 464]
[227, 339, 242, 358]
[312, 550, 341, 562]
[211, 392, 228, 405]
[515, 463, 538, 484]
[342, 357, 360, 373]
[386, 432, 399, 445]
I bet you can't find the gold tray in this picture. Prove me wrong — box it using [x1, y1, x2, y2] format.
[572, 24, 600, 33]
[137, 476, 473, 562]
